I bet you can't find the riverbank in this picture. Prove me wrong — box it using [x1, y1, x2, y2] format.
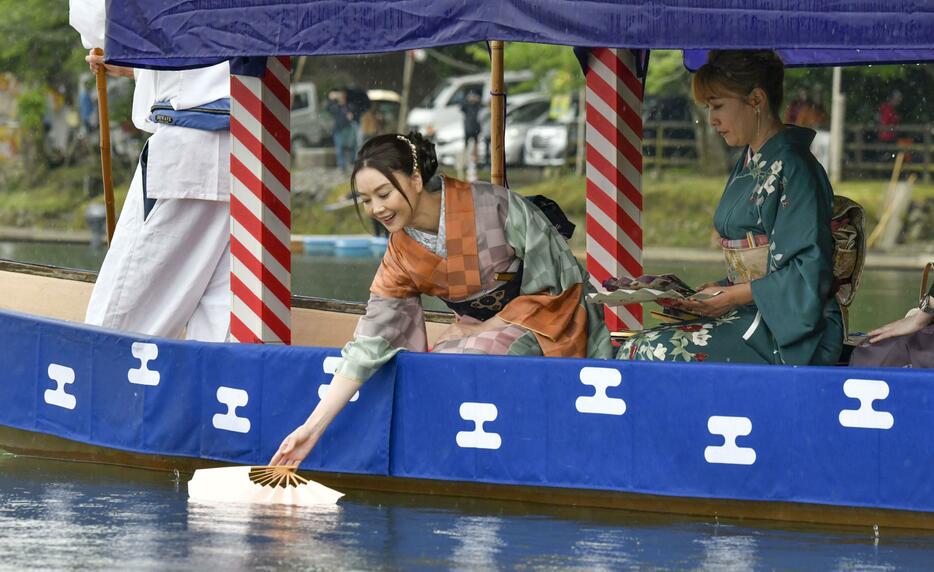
[2, 167, 933, 267]
[2, 225, 931, 271]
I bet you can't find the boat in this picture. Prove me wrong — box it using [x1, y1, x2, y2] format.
[2, 2, 934, 530]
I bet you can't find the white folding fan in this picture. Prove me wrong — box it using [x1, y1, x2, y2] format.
[188, 466, 344, 506]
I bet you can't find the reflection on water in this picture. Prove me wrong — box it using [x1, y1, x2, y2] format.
[1, 454, 934, 569]
[0, 240, 922, 332]
[697, 533, 759, 571]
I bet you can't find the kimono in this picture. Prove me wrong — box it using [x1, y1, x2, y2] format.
[336, 177, 612, 383]
[618, 126, 844, 365]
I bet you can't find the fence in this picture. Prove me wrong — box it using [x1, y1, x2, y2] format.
[846, 123, 933, 182]
[641, 120, 697, 168]
[639, 121, 933, 181]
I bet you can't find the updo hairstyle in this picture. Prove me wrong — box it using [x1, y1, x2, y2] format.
[348, 131, 440, 231]
[350, 131, 439, 198]
[691, 50, 785, 120]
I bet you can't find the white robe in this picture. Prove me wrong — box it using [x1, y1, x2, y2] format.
[72, 0, 233, 341]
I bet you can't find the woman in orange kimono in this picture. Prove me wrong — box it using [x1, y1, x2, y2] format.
[271, 132, 611, 466]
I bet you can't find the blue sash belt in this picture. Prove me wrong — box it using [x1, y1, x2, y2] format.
[149, 98, 230, 131]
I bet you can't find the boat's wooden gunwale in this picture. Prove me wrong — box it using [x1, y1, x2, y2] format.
[2, 425, 932, 532]
[0, 259, 97, 282]
[0, 259, 456, 323]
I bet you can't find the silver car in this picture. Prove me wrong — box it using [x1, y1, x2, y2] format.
[523, 94, 580, 167]
[435, 93, 551, 167]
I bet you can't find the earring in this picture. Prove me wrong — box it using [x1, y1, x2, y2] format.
[755, 107, 761, 140]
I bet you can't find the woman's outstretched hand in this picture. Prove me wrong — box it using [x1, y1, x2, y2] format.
[865, 308, 933, 344]
[270, 423, 318, 467]
[268, 372, 363, 467]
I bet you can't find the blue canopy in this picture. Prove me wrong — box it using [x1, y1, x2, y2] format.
[105, 1, 934, 69]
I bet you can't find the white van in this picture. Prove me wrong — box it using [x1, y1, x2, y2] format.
[406, 70, 535, 138]
[290, 82, 331, 148]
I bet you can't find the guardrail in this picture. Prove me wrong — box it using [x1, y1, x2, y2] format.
[639, 121, 934, 181]
[846, 123, 933, 182]
[642, 120, 697, 168]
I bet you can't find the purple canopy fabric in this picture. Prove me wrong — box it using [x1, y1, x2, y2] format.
[684, 49, 934, 70]
[104, 1, 934, 69]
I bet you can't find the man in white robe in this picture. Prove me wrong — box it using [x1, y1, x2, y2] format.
[71, 1, 232, 341]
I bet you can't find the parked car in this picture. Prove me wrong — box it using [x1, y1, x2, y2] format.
[363, 89, 402, 139]
[523, 93, 580, 167]
[479, 95, 552, 165]
[434, 93, 550, 167]
[291, 83, 402, 148]
[523, 94, 699, 168]
[290, 82, 331, 148]
[407, 70, 535, 140]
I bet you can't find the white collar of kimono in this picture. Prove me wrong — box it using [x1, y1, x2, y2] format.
[404, 177, 447, 258]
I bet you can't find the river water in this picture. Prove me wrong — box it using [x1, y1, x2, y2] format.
[2, 241, 934, 568]
[0, 239, 922, 332]
[2, 453, 934, 570]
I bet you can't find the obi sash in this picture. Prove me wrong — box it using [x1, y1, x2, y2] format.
[149, 98, 230, 131]
[442, 263, 524, 321]
[721, 232, 769, 284]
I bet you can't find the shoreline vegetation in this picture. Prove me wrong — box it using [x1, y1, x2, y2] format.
[1, 164, 933, 254]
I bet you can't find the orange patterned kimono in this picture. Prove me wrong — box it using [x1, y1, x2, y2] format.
[335, 177, 611, 383]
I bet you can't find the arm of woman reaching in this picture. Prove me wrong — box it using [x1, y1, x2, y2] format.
[270, 243, 428, 467]
[865, 307, 934, 344]
[269, 373, 362, 466]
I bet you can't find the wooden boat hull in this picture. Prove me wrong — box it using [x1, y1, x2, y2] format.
[4, 260, 934, 531]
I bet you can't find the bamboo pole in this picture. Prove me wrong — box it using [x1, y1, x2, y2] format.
[829, 67, 845, 184]
[398, 51, 415, 133]
[92, 48, 116, 244]
[866, 152, 907, 249]
[489, 41, 505, 186]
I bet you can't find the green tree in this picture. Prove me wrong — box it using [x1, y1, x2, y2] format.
[0, 0, 88, 171]
[468, 42, 582, 94]
[16, 88, 46, 175]
[645, 50, 689, 98]
[0, 0, 86, 86]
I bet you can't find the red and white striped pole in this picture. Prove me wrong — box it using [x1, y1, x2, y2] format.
[584, 48, 644, 332]
[229, 56, 293, 344]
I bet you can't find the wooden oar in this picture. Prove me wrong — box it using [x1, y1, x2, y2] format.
[92, 47, 116, 244]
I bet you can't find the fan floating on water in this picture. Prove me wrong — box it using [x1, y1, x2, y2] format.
[188, 466, 344, 506]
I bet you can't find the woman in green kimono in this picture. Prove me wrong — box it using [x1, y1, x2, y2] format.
[618, 50, 843, 365]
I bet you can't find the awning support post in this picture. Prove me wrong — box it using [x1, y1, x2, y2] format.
[229, 56, 293, 344]
[584, 48, 645, 332]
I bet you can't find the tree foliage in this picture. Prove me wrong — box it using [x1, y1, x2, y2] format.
[0, 0, 86, 87]
[645, 50, 690, 98]
[468, 42, 583, 94]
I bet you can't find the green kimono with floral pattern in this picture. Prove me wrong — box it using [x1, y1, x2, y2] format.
[618, 126, 844, 365]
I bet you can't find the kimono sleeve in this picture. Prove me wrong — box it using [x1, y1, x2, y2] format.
[498, 192, 610, 358]
[336, 252, 428, 383]
[749, 156, 835, 364]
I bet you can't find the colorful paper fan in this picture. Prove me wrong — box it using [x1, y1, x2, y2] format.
[188, 466, 344, 506]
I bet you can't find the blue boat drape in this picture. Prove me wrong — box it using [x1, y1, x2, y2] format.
[104, 0, 934, 69]
[5, 309, 934, 514]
